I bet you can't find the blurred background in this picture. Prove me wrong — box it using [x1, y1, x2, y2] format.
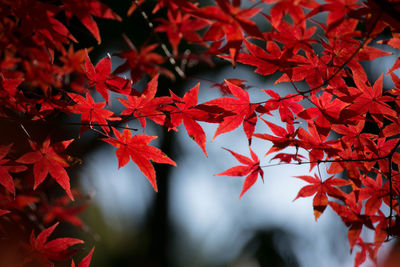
[62, 0, 400, 266]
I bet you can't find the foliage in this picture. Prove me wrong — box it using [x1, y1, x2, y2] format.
[1, 0, 400, 266]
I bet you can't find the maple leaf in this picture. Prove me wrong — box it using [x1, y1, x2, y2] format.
[60, 45, 88, 75]
[33, 94, 70, 120]
[329, 195, 375, 251]
[118, 74, 172, 130]
[202, 80, 259, 144]
[253, 117, 299, 155]
[13, 0, 77, 56]
[354, 238, 377, 267]
[71, 247, 94, 267]
[168, 83, 211, 156]
[84, 52, 131, 103]
[2, 0, 400, 265]
[386, 50, 400, 75]
[192, 0, 263, 65]
[349, 74, 396, 127]
[3, 195, 40, 211]
[359, 174, 389, 216]
[262, 89, 303, 123]
[212, 78, 251, 96]
[68, 92, 120, 135]
[306, 0, 361, 31]
[298, 91, 350, 136]
[270, 153, 305, 163]
[372, 212, 389, 252]
[297, 123, 339, 170]
[20, 48, 64, 94]
[62, 0, 121, 44]
[233, 40, 304, 79]
[216, 147, 263, 199]
[0, 144, 27, 195]
[26, 222, 83, 266]
[356, 45, 392, 62]
[16, 137, 74, 200]
[274, 51, 326, 89]
[42, 192, 88, 227]
[263, 15, 318, 54]
[114, 43, 174, 83]
[103, 127, 176, 192]
[294, 174, 349, 220]
[0, 74, 25, 113]
[331, 120, 365, 143]
[326, 146, 368, 187]
[263, 0, 319, 28]
[362, 137, 399, 174]
[155, 10, 208, 54]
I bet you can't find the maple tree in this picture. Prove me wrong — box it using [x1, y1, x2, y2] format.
[2, 0, 400, 266]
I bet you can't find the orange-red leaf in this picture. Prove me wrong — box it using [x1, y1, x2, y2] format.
[16, 138, 74, 200]
[103, 127, 176, 191]
[216, 147, 263, 199]
[28, 222, 84, 265]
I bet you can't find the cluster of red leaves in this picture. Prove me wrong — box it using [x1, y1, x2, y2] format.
[2, 0, 400, 266]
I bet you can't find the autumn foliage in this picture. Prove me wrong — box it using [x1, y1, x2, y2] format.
[2, 0, 400, 266]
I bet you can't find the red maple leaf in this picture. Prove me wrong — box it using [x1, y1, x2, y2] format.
[263, 0, 319, 28]
[253, 117, 299, 155]
[13, 0, 77, 56]
[362, 137, 399, 174]
[0, 74, 25, 113]
[298, 91, 350, 136]
[270, 153, 305, 163]
[306, 0, 361, 31]
[155, 10, 208, 54]
[202, 80, 259, 144]
[0, 144, 27, 195]
[84, 53, 131, 103]
[1, 195, 40, 211]
[211, 78, 250, 96]
[114, 43, 174, 83]
[262, 89, 304, 124]
[359, 174, 390, 216]
[349, 74, 396, 127]
[42, 192, 88, 227]
[16, 137, 74, 200]
[192, 0, 263, 65]
[234, 40, 304, 79]
[103, 127, 176, 192]
[118, 74, 172, 130]
[294, 174, 349, 220]
[297, 123, 339, 170]
[216, 147, 263, 199]
[329, 194, 375, 251]
[26, 222, 83, 266]
[62, 0, 121, 44]
[263, 15, 318, 54]
[68, 92, 120, 135]
[168, 83, 213, 156]
[60, 45, 87, 75]
[353, 238, 377, 267]
[71, 247, 94, 267]
[274, 51, 326, 89]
